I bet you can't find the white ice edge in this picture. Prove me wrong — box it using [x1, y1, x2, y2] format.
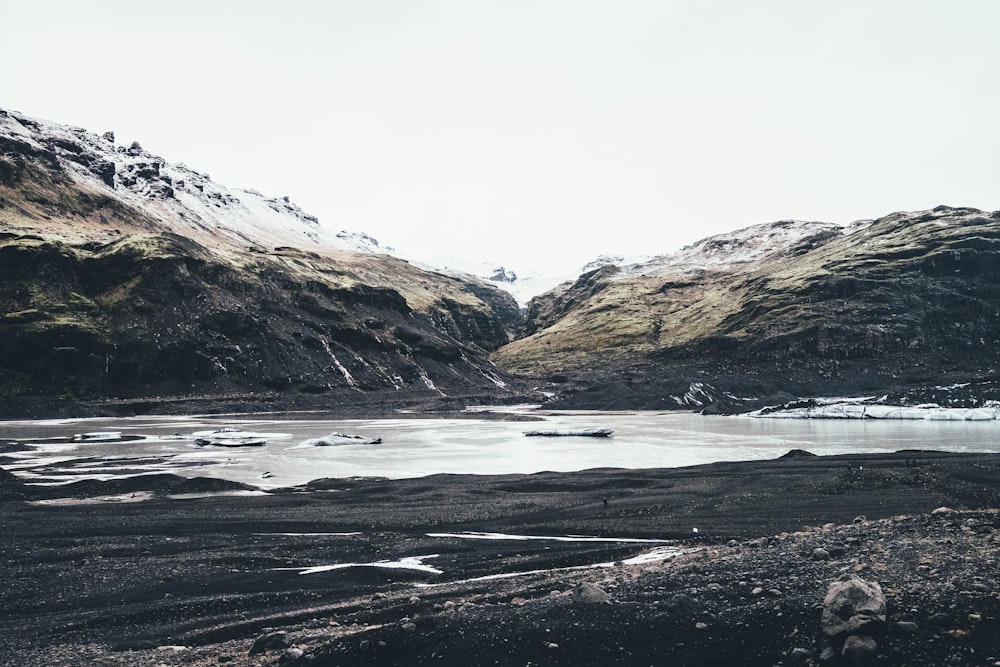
[277, 555, 443, 575]
[190, 430, 292, 439]
[26, 489, 269, 505]
[253, 532, 363, 537]
[414, 546, 699, 588]
[747, 402, 1000, 421]
[427, 531, 673, 544]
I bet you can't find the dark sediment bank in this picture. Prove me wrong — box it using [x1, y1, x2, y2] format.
[1, 450, 999, 666]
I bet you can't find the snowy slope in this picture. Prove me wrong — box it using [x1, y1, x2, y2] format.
[0, 108, 386, 254]
[401, 254, 576, 307]
[618, 219, 848, 278]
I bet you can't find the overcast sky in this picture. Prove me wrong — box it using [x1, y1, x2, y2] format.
[3, 1, 999, 273]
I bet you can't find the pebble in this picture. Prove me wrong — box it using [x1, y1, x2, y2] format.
[279, 647, 304, 664]
[819, 647, 839, 663]
[841, 634, 878, 660]
[249, 631, 289, 655]
[789, 647, 814, 661]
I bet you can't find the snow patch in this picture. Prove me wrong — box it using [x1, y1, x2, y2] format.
[278, 555, 442, 576]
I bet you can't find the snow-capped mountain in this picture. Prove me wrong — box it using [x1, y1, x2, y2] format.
[400, 254, 576, 308]
[0, 109, 385, 255]
[615, 219, 847, 278]
[0, 107, 527, 416]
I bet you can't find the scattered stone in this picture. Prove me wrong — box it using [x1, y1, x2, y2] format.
[665, 593, 702, 613]
[841, 634, 878, 661]
[751, 586, 765, 596]
[853, 515, 867, 524]
[932, 507, 955, 515]
[790, 647, 815, 661]
[409, 595, 421, 604]
[279, 647, 304, 664]
[571, 582, 609, 604]
[819, 646, 839, 663]
[893, 621, 919, 634]
[401, 622, 417, 633]
[249, 631, 290, 655]
[695, 621, 709, 631]
[546, 642, 559, 649]
[821, 575, 886, 637]
[812, 547, 831, 561]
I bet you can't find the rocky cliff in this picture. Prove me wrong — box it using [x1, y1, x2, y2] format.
[0, 109, 525, 416]
[495, 208, 1000, 411]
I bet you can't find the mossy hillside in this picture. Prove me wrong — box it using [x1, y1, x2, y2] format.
[704, 208, 1000, 359]
[0, 230, 523, 404]
[0, 155, 158, 243]
[496, 207, 1000, 405]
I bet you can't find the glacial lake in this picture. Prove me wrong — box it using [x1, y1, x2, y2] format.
[2, 408, 999, 489]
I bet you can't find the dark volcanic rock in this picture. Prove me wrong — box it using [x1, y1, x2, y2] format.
[0, 231, 528, 415]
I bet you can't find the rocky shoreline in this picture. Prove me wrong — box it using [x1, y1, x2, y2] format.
[2, 450, 999, 666]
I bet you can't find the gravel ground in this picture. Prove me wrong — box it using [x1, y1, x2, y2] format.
[2, 450, 999, 666]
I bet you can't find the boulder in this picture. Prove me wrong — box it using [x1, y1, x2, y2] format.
[571, 582, 608, 603]
[821, 575, 886, 637]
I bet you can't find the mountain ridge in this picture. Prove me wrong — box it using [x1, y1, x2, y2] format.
[0, 108, 529, 417]
[495, 205, 1000, 412]
[5, 106, 1000, 416]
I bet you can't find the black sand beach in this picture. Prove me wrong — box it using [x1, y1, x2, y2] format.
[2, 450, 1000, 666]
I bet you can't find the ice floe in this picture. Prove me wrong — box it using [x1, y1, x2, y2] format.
[295, 432, 382, 447]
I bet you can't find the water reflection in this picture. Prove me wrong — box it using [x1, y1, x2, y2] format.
[1, 410, 998, 488]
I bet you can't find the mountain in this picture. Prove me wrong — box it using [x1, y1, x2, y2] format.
[493, 208, 1000, 411]
[403, 254, 582, 309]
[0, 108, 527, 416]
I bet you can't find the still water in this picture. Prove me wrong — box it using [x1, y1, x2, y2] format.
[2, 408, 999, 488]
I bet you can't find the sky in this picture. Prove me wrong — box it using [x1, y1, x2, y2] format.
[3, 1, 1000, 274]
